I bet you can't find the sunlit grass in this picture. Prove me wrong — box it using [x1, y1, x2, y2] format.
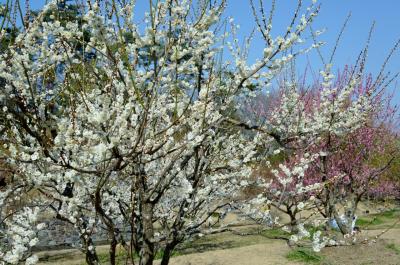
[286, 248, 324, 264]
[356, 209, 400, 228]
[356, 216, 384, 226]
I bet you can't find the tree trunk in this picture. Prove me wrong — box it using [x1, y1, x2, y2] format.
[109, 234, 118, 265]
[85, 250, 99, 265]
[286, 207, 298, 232]
[84, 238, 99, 265]
[333, 213, 352, 235]
[332, 204, 353, 236]
[287, 207, 297, 227]
[139, 203, 155, 265]
[160, 242, 177, 265]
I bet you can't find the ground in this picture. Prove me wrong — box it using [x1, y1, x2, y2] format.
[36, 206, 400, 265]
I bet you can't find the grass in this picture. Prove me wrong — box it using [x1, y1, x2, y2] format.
[356, 216, 384, 226]
[386, 243, 400, 255]
[286, 248, 324, 264]
[261, 228, 290, 239]
[356, 209, 399, 228]
[97, 247, 131, 265]
[372, 209, 398, 219]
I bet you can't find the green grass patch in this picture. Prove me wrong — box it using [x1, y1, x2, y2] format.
[386, 243, 400, 255]
[356, 216, 384, 227]
[261, 228, 290, 239]
[97, 246, 134, 264]
[286, 248, 324, 264]
[372, 209, 398, 219]
[356, 209, 400, 228]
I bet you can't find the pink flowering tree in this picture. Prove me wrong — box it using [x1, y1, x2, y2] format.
[247, 66, 399, 239]
[309, 69, 399, 236]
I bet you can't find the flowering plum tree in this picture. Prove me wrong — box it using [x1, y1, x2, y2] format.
[0, 0, 383, 264]
[247, 67, 399, 238]
[304, 69, 399, 236]
[0, 0, 323, 264]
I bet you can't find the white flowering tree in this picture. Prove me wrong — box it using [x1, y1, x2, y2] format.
[0, 0, 379, 264]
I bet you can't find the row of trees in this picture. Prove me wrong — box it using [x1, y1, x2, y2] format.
[246, 67, 399, 237]
[0, 0, 398, 264]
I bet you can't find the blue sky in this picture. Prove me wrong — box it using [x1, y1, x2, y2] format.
[226, 0, 400, 74]
[7, 0, 400, 104]
[226, 1, 400, 108]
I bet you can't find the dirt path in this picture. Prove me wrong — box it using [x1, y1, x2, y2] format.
[158, 242, 301, 265]
[320, 228, 400, 265]
[38, 241, 300, 265]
